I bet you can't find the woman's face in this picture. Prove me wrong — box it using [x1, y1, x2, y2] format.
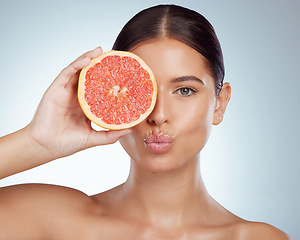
[120, 37, 219, 172]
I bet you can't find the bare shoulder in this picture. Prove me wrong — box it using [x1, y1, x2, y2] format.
[235, 221, 291, 240]
[0, 183, 97, 239]
[0, 183, 93, 209]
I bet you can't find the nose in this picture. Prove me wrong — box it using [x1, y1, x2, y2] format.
[147, 89, 169, 126]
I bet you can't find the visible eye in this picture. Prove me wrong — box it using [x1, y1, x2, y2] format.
[175, 87, 197, 97]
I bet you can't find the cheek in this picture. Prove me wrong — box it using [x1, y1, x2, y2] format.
[119, 125, 146, 160]
[119, 132, 138, 160]
[174, 96, 215, 153]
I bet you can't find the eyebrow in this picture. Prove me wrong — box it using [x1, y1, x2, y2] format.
[171, 75, 204, 85]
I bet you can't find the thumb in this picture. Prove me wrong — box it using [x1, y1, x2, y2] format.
[87, 129, 132, 147]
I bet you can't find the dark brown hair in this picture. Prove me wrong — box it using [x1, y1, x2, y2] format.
[112, 4, 224, 96]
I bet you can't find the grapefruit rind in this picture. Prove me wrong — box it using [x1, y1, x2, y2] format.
[78, 50, 157, 130]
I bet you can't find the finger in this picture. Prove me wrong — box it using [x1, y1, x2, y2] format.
[75, 46, 103, 63]
[87, 129, 132, 148]
[55, 46, 103, 87]
[62, 46, 103, 80]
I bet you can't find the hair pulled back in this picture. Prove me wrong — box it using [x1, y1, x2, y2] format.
[112, 4, 224, 96]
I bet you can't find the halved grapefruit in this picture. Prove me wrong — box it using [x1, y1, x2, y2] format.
[78, 51, 157, 130]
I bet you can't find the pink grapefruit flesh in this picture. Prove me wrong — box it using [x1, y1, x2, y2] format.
[78, 50, 157, 130]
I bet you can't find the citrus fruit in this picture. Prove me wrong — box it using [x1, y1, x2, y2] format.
[78, 50, 157, 130]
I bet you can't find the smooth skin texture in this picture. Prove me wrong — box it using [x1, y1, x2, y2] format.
[0, 40, 290, 239]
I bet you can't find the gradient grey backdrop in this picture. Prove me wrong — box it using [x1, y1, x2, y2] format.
[0, 0, 299, 238]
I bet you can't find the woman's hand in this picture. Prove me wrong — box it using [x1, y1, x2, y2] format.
[25, 47, 131, 161]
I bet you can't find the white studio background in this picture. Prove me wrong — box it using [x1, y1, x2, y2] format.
[0, 0, 299, 238]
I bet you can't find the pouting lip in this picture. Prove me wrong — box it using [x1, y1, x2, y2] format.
[144, 133, 174, 154]
[144, 133, 174, 144]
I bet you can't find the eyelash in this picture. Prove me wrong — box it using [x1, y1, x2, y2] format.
[174, 87, 198, 97]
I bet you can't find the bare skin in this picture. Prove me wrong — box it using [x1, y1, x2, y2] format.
[0, 41, 290, 240]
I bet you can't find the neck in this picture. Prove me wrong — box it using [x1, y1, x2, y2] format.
[121, 155, 212, 226]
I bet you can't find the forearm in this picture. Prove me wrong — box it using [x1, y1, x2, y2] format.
[0, 47, 128, 180]
[0, 127, 52, 180]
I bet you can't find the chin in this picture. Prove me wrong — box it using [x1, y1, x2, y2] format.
[130, 152, 198, 174]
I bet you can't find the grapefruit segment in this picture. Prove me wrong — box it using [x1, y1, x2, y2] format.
[78, 50, 157, 130]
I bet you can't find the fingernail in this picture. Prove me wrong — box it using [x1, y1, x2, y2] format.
[94, 46, 102, 51]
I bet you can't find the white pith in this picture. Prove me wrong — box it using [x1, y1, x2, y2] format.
[109, 85, 128, 96]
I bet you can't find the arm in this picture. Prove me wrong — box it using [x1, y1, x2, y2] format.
[0, 46, 130, 180]
[0, 47, 131, 239]
[0, 128, 50, 179]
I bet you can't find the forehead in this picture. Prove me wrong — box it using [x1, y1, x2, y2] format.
[130, 37, 214, 83]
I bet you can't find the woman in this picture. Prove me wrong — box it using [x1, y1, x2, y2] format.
[0, 4, 290, 239]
